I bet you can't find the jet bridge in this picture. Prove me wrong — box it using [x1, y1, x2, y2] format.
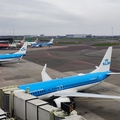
[0, 85, 86, 120]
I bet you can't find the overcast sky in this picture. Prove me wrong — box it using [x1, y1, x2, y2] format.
[0, 0, 120, 36]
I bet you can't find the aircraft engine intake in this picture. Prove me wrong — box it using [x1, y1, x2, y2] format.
[53, 97, 71, 108]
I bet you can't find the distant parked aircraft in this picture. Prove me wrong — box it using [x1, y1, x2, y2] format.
[0, 42, 27, 64]
[19, 47, 120, 109]
[27, 38, 38, 47]
[9, 38, 26, 49]
[10, 38, 26, 49]
[31, 38, 54, 48]
[0, 41, 9, 48]
[14, 38, 25, 43]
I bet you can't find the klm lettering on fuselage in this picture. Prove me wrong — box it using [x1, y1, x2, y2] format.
[103, 59, 110, 65]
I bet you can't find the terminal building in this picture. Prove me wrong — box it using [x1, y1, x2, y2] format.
[0, 86, 86, 120]
[66, 34, 88, 38]
[0, 37, 13, 43]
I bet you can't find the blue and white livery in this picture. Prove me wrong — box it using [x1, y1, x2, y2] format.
[19, 47, 120, 108]
[27, 38, 38, 46]
[31, 38, 54, 48]
[0, 42, 27, 64]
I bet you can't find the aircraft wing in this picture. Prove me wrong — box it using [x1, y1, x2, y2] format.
[54, 92, 120, 99]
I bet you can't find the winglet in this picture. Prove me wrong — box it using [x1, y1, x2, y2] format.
[41, 64, 52, 81]
[91, 47, 112, 73]
[15, 42, 28, 55]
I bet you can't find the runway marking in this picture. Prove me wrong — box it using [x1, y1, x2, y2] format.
[111, 67, 120, 72]
[74, 60, 95, 65]
[45, 50, 97, 70]
[45, 50, 95, 65]
[54, 60, 79, 70]
[45, 50, 52, 56]
[44, 50, 120, 71]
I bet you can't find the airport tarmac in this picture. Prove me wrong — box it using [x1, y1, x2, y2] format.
[0, 45, 120, 120]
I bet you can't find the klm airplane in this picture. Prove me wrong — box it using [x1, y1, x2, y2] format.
[31, 38, 54, 47]
[0, 42, 27, 64]
[27, 38, 38, 46]
[19, 47, 120, 108]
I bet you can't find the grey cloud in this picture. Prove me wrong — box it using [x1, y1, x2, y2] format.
[0, 0, 120, 35]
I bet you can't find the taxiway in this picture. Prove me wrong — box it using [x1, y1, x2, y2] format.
[0, 44, 120, 120]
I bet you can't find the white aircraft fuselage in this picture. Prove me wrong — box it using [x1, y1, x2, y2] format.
[19, 71, 109, 99]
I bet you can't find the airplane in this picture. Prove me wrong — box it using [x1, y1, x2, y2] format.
[12, 38, 26, 48]
[31, 38, 54, 48]
[0, 42, 27, 64]
[0, 41, 9, 48]
[18, 47, 120, 108]
[27, 38, 38, 47]
[9, 38, 26, 49]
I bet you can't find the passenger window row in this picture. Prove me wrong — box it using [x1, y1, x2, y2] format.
[30, 79, 99, 95]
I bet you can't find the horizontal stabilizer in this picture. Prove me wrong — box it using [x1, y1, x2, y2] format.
[41, 64, 52, 81]
[54, 92, 120, 99]
[95, 66, 98, 69]
[107, 72, 120, 75]
[78, 73, 85, 76]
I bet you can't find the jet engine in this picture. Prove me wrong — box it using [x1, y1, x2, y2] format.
[53, 97, 71, 108]
[52, 97, 76, 114]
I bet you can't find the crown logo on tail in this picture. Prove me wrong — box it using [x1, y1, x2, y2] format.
[103, 59, 110, 66]
[21, 48, 26, 51]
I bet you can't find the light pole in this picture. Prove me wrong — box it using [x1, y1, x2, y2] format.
[111, 27, 113, 40]
[13, 29, 14, 36]
[13, 29, 15, 39]
[4, 30, 5, 35]
[9, 29, 11, 36]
